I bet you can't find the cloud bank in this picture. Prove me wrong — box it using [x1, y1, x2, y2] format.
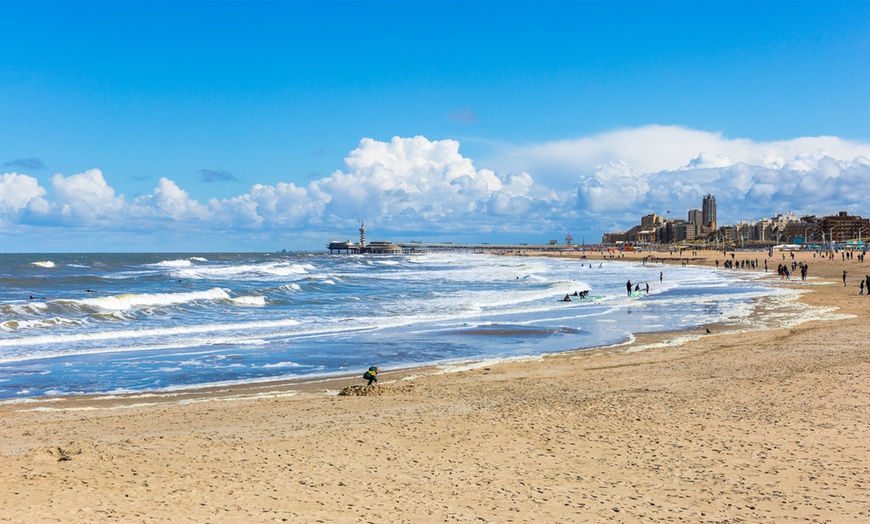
[2, 126, 870, 250]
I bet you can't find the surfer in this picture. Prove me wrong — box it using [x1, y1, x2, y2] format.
[563, 294, 572, 302]
[626, 279, 632, 296]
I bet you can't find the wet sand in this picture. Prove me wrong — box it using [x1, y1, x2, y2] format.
[1, 249, 868, 523]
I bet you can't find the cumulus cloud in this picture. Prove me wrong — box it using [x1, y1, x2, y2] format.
[309, 136, 545, 231]
[4, 128, 870, 250]
[3, 158, 45, 170]
[0, 172, 50, 222]
[51, 169, 125, 222]
[492, 125, 870, 185]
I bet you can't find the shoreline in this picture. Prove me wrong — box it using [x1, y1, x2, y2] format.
[1, 250, 828, 408]
[2, 249, 869, 522]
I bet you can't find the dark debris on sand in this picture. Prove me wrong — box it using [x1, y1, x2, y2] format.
[337, 384, 393, 396]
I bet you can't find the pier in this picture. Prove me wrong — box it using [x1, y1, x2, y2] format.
[327, 224, 589, 255]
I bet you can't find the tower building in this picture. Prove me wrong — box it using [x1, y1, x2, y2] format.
[702, 194, 717, 230]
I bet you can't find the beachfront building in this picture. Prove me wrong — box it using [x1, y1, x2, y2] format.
[753, 218, 774, 243]
[598, 194, 870, 251]
[702, 194, 717, 230]
[687, 209, 703, 238]
[602, 196, 718, 248]
[815, 211, 870, 246]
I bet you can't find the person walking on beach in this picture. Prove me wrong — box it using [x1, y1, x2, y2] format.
[843, 270, 847, 287]
[626, 279, 632, 296]
[363, 366, 379, 386]
[866, 275, 870, 296]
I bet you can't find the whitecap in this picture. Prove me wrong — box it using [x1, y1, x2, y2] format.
[259, 361, 302, 369]
[153, 259, 193, 268]
[72, 287, 231, 311]
[230, 296, 266, 306]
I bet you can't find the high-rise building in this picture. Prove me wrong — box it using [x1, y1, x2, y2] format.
[702, 194, 717, 229]
[687, 209, 703, 239]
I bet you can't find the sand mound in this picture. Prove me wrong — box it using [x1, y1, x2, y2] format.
[338, 384, 392, 396]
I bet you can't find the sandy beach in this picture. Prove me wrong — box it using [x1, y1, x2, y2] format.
[1, 250, 868, 523]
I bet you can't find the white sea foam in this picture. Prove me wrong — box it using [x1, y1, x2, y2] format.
[259, 361, 302, 368]
[70, 287, 232, 311]
[172, 261, 312, 280]
[153, 259, 193, 268]
[0, 317, 304, 360]
[1, 316, 84, 331]
[31, 260, 55, 268]
[231, 295, 266, 306]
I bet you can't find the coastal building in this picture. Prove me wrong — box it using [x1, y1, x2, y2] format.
[601, 190, 870, 250]
[687, 209, 702, 238]
[327, 240, 356, 253]
[366, 241, 403, 254]
[816, 211, 870, 244]
[702, 194, 717, 230]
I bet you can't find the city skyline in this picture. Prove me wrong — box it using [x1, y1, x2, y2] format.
[603, 191, 870, 247]
[2, 1, 870, 252]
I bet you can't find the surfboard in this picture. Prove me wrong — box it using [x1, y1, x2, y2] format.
[559, 294, 603, 302]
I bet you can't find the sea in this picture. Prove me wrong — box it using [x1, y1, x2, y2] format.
[0, 251, 812, 400]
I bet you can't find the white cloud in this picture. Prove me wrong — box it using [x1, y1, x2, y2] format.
[577, 161, 649, 213]
[310, 136, 541, 230]
[4, 128, 870, 250]
[491, 125, 870, 184]
[51, 169, 125, 221]
[0, 172, 50, 221]
[128, 178, 210, 222]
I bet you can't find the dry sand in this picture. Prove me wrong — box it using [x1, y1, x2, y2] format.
[1, 250, 868, 523]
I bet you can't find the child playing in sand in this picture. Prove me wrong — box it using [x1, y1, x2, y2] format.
[363, 366, 379, 386]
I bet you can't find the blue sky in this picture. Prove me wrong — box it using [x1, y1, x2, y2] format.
[2, 0, 870, 252]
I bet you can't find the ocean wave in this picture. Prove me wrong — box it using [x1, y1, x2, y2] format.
[1, 302, 49, 316]
[171, 261, 313, 280]
[152, 259, 193, 268]
[230, 296, 266, 306]
[259, 361, 302, 368]
[0, 316, 305, 360]
[31, 261, 55, 268]
[1, 316, 84, 332]
[69, 287, 232, 311]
